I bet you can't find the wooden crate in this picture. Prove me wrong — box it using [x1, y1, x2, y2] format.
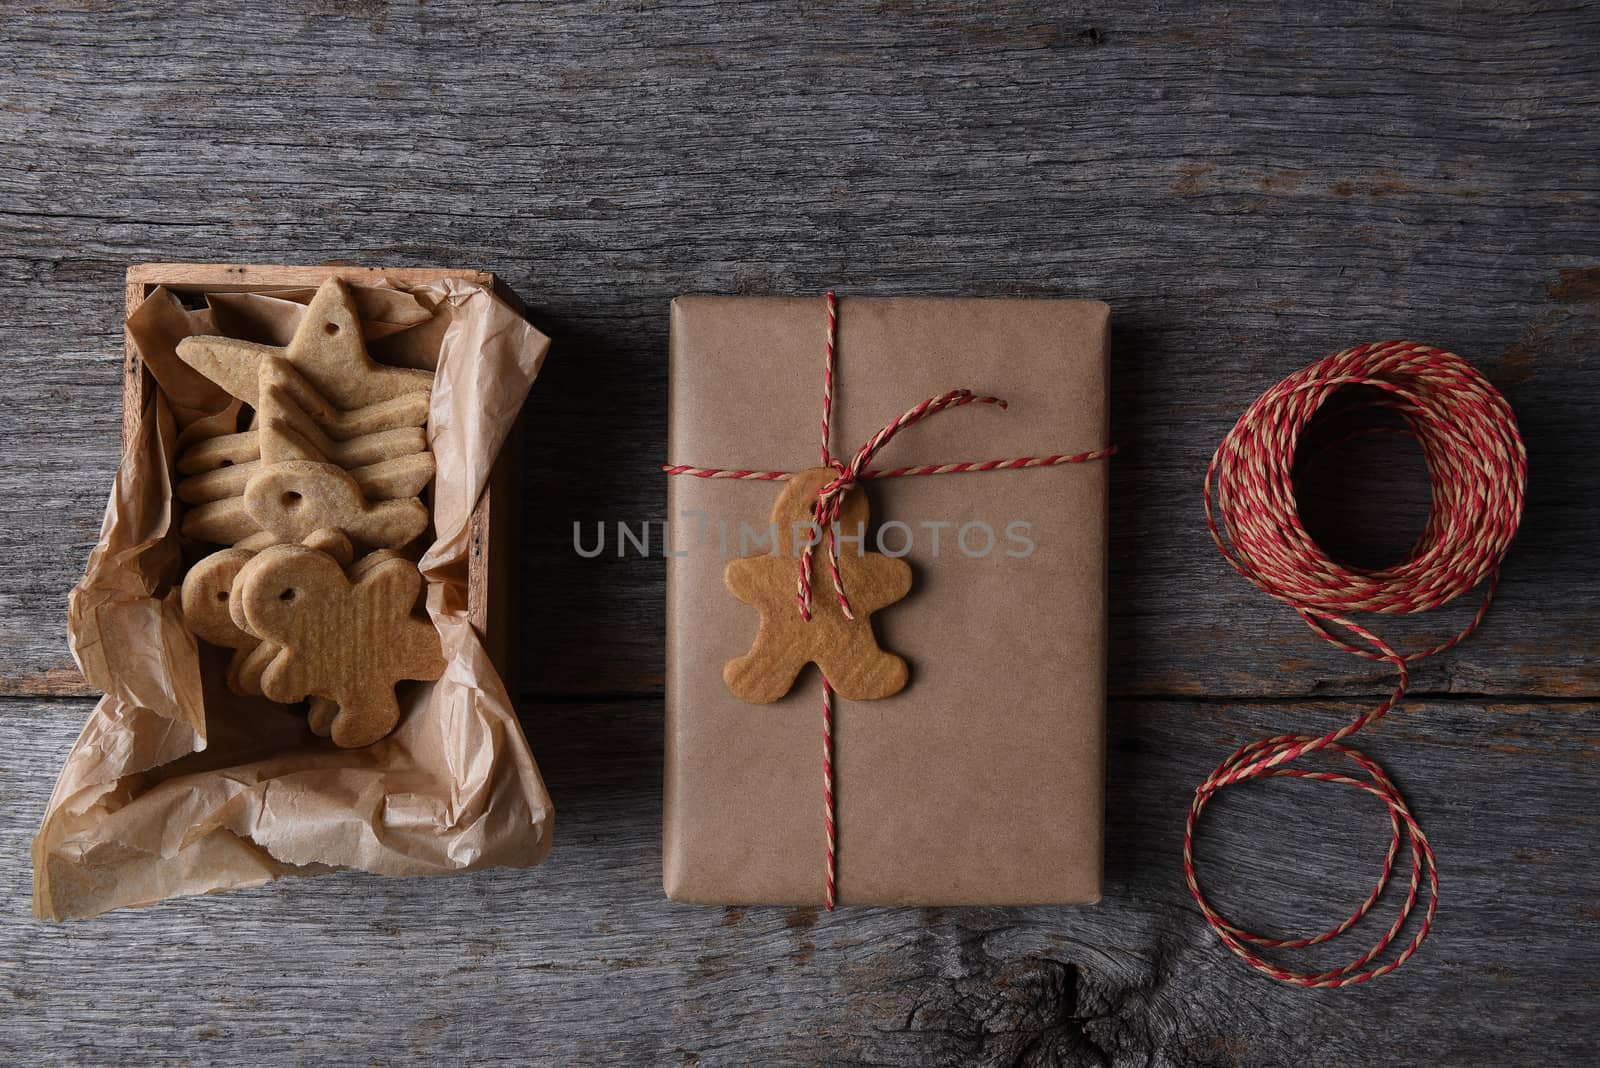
[123, 263, 523, 683]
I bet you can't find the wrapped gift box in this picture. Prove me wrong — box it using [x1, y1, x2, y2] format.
[664, 295, 1110, 906]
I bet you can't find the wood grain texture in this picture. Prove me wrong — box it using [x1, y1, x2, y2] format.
[4, 695, 1598, 1065]
[3, 1, 1598, 702]
[2, 0, 1598, 1063]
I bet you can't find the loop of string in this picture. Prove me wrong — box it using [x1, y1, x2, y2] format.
[1192, 340, 1526, 986]
[800, 387, 1006, 621]
[665, 291, 1115, 908]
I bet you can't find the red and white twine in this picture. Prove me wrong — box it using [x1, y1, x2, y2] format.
[665, 291, 1115, 908]
[1191, 340, 1526, 986]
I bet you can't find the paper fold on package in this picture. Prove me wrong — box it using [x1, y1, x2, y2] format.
[34, 277, 552, 920]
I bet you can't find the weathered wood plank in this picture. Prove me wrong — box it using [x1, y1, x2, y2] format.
[1, 1, 1597, 702]
[4, 695, 1596, 1065]
[2, 1, 1599, 1062]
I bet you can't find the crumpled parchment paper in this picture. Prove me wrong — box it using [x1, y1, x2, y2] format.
[33, 275, 552, 920]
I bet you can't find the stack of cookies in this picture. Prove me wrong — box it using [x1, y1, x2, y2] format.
[175, 278, 445, 748]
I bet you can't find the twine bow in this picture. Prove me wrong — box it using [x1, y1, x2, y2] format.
[798, 388, 1005, 622]
[664, 291, 1115, 908]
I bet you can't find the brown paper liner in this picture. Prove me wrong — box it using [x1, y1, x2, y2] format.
[33, 277, 552, 920]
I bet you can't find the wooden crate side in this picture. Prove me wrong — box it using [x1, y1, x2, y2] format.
[121, 278, 155, 453]
[472, 411, 522, 689]
[126, 263, 493, 292]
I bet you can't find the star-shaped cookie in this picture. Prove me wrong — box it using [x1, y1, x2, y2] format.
[176, 277, 434, 409]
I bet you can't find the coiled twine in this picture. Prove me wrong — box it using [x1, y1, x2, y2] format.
[1189, 340, 1527, 987]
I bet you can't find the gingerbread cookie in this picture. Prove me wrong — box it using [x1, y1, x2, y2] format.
[178, 452, 434, 507]
[232, 544, 445, 748]
[300, 550, 406, 740]
[184, 459, 428, 547]
[180, 530, 355, 696]
[171, 278, 445, 748]
[723, 468, 912, 703]
[180, 496, 263, 546]
[175, 403, 427, 477]
[231, 640, 278, 697]
[307, 696, 339, 737]
[176, 430, 260, 476]
[179, 548, 263, 696]
[243, 459, 429, 549]
[175, 285, 435, 550]
[176, 278, 434, 410]
[255, 355, 433, 480]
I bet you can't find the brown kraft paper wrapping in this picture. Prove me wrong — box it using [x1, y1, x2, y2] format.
[665, 296, 1109, 906]
[34, 275, 553, 920]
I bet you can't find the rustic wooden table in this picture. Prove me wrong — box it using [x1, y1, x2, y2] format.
[3, 2, 1597, 1064]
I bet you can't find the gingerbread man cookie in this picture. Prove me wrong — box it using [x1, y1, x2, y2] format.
[723, 467, 912, 703]
[232, 544, 446, 748]
[179, 529, 354, 696]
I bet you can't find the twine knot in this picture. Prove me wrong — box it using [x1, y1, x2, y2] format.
[796, 388, 1007, 623]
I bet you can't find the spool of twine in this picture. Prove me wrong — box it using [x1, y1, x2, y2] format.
[1188, 340, 1527, 987]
